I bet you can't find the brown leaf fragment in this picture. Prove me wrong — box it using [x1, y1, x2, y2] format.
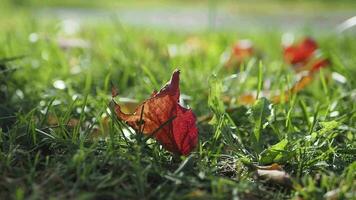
[256, 168, 292, 188]
[324, 189, 340, 200]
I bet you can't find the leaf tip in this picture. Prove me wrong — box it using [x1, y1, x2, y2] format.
[111, 82, 119, 98]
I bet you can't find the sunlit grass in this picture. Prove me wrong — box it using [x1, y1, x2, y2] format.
[1, 3, 355, 200]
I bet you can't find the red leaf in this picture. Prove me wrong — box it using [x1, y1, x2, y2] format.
[310, 58, 329, 73]
[283, 37, 330, 73]
[112, 69, 198, 155]
[283, 37, 318, 65]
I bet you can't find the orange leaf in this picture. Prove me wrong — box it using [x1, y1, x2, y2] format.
[112, 69, 198, 155]
[232, 40, 254, 61]
[238, 93, 256, 105]
[256, 163, 283, 171]
[225, 40, 254, 70]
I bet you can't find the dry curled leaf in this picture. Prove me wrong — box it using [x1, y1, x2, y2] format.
[112, 69, 198, 155]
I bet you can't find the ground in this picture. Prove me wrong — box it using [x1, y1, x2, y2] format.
[0, 0, 355, 199]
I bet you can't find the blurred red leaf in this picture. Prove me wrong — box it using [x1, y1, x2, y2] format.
[112, 69, 198, 155]
[283, 37, 330, 73]
[283, 37, 318, 65]
[310, 58, 329, 73]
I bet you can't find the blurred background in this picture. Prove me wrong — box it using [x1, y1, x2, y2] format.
[2, 0, 356, 33]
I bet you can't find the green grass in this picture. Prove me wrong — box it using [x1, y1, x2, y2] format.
[1, 3, 356, 200]
[4, 0, 356, 13]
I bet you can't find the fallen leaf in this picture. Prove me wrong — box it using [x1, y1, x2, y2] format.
[232, 40, 254, 61]
[240, 48, 329, 105]
[272, 74, 313, 104]
[225, 39, 254, 70]
[202, 37, 330, 122]
[47, 114, 59, 126]
[256, 168, 292, 188]
[290, 74, 313, 93]
[283, 37, 317, 66]
[238, 93, 256, 105]
[272, 57, 329, 104]
[283, 37, 330, 73]
[113, 97, 139, 114]
[324, 188, 340, 200]
[309, 58, 329, 73]
[67, 118, 79, 127]
[112, 69, 198, 155]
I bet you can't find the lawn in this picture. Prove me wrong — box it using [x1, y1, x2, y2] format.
[0, 1, 355, 199]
